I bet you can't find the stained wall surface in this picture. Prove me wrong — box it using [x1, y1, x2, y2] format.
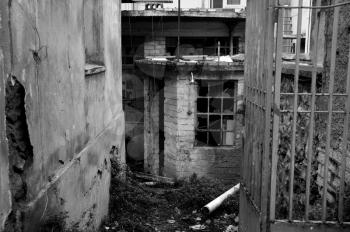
[0, 0, 124, 231]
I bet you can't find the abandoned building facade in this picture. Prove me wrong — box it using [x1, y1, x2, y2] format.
[1, 0, 350, 231]
[122, 0, 246, 182]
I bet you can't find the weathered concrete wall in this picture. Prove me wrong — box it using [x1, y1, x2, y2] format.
[0, 0, 124, 231]
[144, 76, 162, 174]
[163, 65, 244, 183]
[0, 1, 14, 230]
[163, 76, 179, 177]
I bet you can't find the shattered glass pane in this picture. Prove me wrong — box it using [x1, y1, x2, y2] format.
[198, 80, 209, 96]
[209, 115, 221, 129]
[209, 81, 223, 97]
[223, 115, 234, 130]
[223, 80, 236, 97]
[197, 115, 208, 130]
[223, 98, 234, 113]
[209, 98, 222, 113]
[197, 98, 208, 113]
[208, 131, 221, 146]
[222, 131, 234, 146]
[195, 131, 208, 146]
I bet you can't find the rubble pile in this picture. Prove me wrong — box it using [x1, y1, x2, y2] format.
[102, 161, 239, 232]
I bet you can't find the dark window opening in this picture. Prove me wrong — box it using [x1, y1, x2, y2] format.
[122, 36, 145, 64]
[195, 80, 237, 147]
[300, 38, 306, 53]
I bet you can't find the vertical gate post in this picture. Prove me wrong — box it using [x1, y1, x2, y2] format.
[305, 0, 321, 222]
[261, 0, 276, 231]
[270, 5, 284, 222]
[322, 0, 340, 222]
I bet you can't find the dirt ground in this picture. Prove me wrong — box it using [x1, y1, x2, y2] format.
[101, 160, 240, 232]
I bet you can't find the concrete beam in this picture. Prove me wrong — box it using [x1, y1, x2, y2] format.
[122, 8, 246, 18]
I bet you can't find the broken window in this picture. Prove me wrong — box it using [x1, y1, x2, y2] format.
[195, 80, 237, 147]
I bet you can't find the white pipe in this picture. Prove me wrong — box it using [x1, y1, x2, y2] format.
[202, 183, 240, 214]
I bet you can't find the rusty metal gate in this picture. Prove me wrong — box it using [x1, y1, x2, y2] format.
[241, 0, 350, 231]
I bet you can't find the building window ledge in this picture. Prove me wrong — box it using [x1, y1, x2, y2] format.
[85, 64, 106, 77]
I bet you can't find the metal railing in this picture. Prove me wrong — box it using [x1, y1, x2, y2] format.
[270, 0, 350, 227]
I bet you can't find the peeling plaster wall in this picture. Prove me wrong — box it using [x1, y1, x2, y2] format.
[144, 76, 161, 175]
[0, 0, 124, 231]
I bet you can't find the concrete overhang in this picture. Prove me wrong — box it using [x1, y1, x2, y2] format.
[134, 59, 244, 80]
[122, 8, 246, 19]
[281, 61, 323, 78]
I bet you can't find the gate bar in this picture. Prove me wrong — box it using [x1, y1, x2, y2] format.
[338, 27, 350, 223]
[322, 1, 340, 222]
[305, 0, 321, 221]
[280, 93, 348, 96]
[280, 110, 346, 114]
[261, 0, 276, 230]
[289, 0, 303, 221]
[273, 1, 350, 9]
[270, 6, 284, 221]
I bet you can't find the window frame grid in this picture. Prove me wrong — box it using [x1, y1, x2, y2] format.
[195, 80, 238, 147]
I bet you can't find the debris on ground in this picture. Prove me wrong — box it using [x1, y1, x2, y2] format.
[101, 160, 240, 232]
[189, 224, 206, 230]
[224, 225, 238, 232]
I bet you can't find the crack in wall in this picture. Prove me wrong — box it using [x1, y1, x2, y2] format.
[4, 75, 33, 232]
